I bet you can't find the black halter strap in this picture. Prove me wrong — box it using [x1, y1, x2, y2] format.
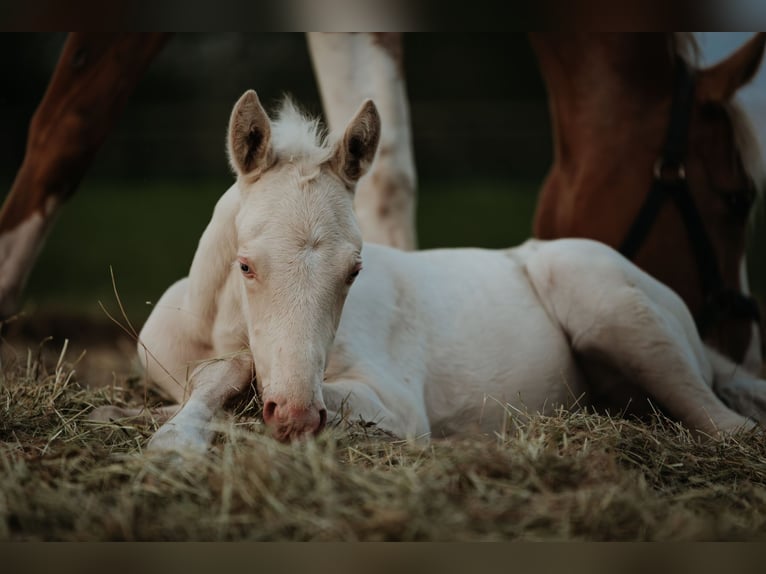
[618, 58, 761, 335]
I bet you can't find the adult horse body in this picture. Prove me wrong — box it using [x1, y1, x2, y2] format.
[530, 33, 766, 372]
[127, 91, 766, 454]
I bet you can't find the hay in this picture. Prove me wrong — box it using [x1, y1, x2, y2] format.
[2, 342, 766, 541]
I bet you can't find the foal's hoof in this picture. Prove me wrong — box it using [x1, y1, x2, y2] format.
[146, 423, 211, 456]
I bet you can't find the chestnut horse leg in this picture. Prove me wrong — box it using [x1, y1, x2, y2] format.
[307, 33, 418, 250]
[0, 33, 170, 319]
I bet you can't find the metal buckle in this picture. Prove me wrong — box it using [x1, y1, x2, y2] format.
[653, 158, 686, 183]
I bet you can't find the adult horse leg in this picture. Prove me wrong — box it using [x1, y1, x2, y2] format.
[523, 239, 756, 435]
[0, 33, 169, 319]
[307, 33, 418, 250]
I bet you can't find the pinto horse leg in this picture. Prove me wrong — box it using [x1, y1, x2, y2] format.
[524, 239, 755, 435]
[307, 33, 417, 250]
[0, 33, 169, 319]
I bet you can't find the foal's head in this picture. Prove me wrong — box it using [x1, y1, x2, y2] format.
[226, 90, 380, 441]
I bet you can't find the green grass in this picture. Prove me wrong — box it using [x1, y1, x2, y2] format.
[417, 179, 539, 249]
[14, 177, 766, 327]
[21, 179, 225, 323]
[18, 178, 542, 325]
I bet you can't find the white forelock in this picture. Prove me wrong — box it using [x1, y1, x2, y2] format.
[270, 97, 335, 167]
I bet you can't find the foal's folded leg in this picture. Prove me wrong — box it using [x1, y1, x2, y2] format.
[708, 347, 766, 425]
[526, 240, 755, 436]
[322, 378, 430, 443]
[147, 355, 254, 454]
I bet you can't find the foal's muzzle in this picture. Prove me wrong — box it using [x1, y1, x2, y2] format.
[262, 399, 327, 442]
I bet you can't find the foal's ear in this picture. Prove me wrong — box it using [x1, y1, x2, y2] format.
[329, 99, 381, 188]
[697, 33, 766, 103]
[227, 90, 273, 177]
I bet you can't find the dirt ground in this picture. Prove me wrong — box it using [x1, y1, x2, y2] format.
[1, 310, 139, 390]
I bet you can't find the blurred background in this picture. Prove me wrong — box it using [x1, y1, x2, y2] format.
[1, 33, 764, 331]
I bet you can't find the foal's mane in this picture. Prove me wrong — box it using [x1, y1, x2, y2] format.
[270, 96, 334, 167]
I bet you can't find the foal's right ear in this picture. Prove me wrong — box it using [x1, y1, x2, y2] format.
[328, 99, 381, 188]
[227, 90, 273, 178]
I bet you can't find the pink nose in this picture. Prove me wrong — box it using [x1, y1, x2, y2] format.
[263, 400, 327, 441]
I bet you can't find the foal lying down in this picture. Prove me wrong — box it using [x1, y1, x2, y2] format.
[95, 90, 766, 454]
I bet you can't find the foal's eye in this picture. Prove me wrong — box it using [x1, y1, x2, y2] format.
[238, 258, 256, 279]
[346, 263, 362, 285]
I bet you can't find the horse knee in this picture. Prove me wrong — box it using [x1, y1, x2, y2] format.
[137, 278, 207, 401]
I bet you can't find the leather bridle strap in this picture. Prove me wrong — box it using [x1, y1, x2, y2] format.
[617, 58, 761, 335]
[619, 58, 694, 261]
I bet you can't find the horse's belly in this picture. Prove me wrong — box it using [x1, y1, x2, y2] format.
[429, 332, 584, 436]
[420, 270, 586, 436]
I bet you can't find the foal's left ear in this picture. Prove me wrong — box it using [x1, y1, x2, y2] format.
[329, 99, 381, 188]
[227, 89, 273, 178]
[697, 32, 766, 103]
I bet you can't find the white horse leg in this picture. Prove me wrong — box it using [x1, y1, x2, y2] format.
[307, 32, 417, 250]
[524, 239, 755, 435]
[147, 356, 253, 454]
[708, 347, 766, 424]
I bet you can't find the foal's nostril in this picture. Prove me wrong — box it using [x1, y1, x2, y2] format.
[263, 401, 278, 424]
[263, 400, 326, 437]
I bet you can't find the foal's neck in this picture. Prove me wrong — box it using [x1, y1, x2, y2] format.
[531, 33, 678, 177]
[186, 185, 240, 323]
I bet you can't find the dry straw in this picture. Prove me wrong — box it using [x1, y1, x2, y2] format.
[2, 337, 766, 541]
